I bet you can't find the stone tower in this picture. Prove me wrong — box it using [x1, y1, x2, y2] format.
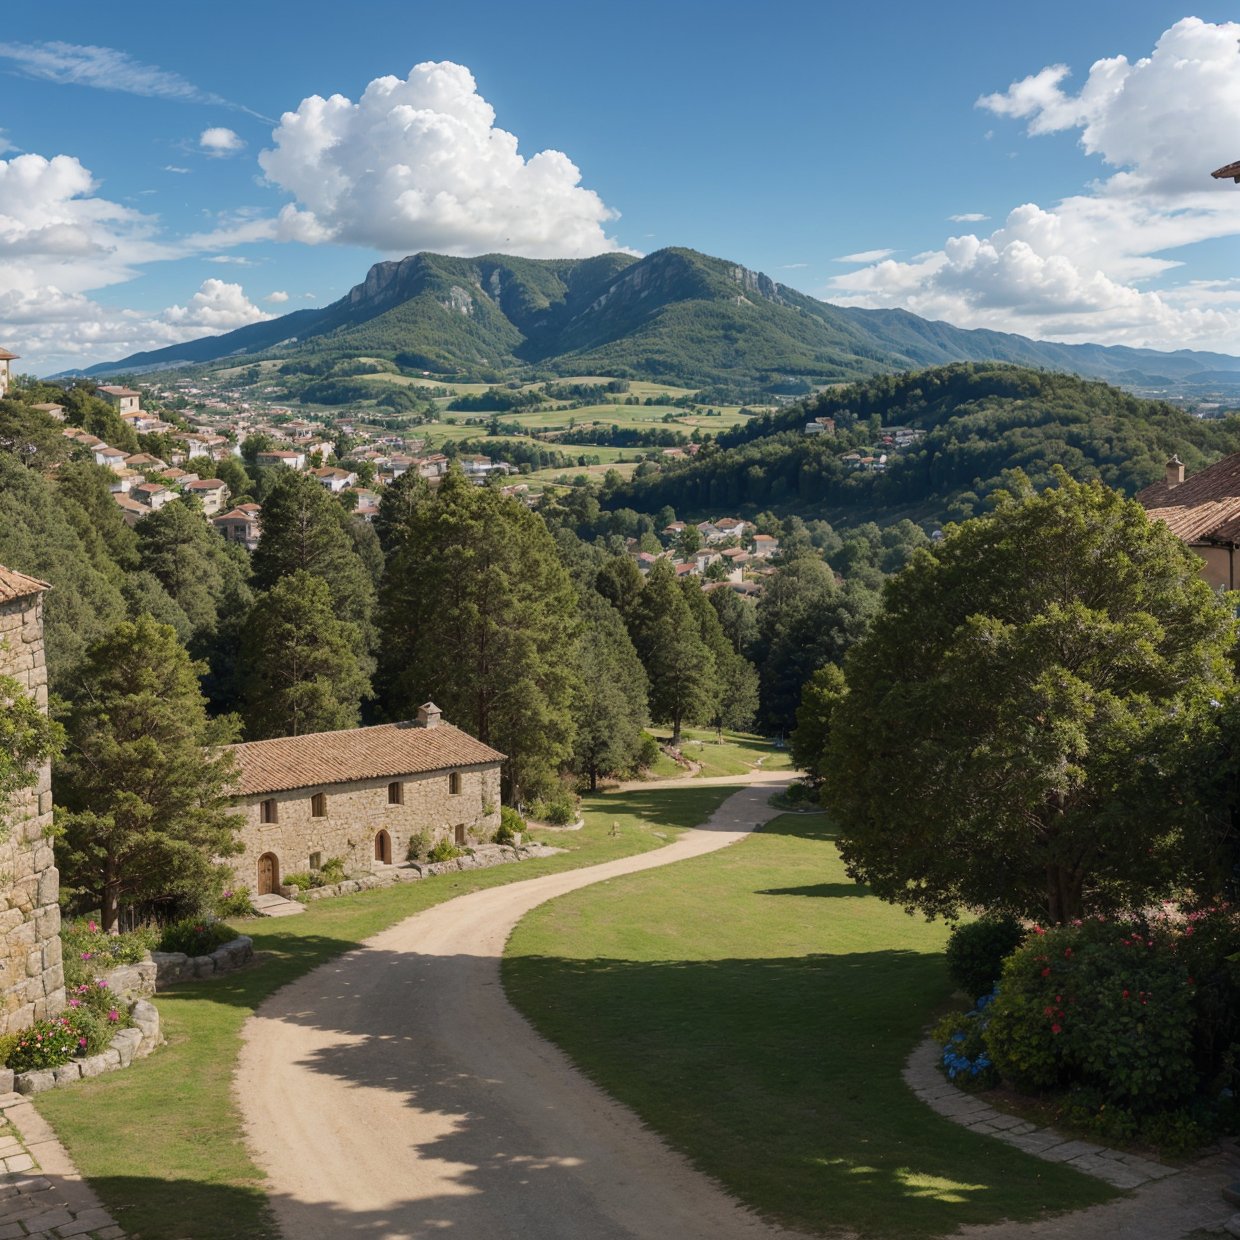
[0, 566, 64, 1032]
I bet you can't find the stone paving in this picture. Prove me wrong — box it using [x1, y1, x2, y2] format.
[903, 1036, 1180, 1189]
[0, 1092, 122, 1238]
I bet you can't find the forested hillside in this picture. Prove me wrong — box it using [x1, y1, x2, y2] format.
[605, 363, 1240, 523]
[77, 248, 1240, 398]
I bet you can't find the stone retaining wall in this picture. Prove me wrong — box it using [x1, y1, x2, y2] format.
[295, 843, 562, 901]
[11, 999, 163, 1097]
[149, 935, 254, 987]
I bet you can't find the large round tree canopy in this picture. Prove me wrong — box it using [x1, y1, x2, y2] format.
[824, 471, 1236, 923]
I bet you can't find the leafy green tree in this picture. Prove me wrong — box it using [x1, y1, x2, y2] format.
[824, 474, 1236, 924]
[55, 616, 243, 931]
[212, 455, 254, 504]
[675, 524, 702, 559]
[571, 593, 649, 790]
[378, 470, 580, 801]
[681, 580, 758, 734]
[708, 586, 757, 656]
[241, 572, 370, 739]
[629, 560, 717, 745]
[0, 653, 62, 817]
[251, 471, 375, 637]
[56, 461, 140, 572]
[789, 664, 847, 785]
[374, 470, 431, 557]
[0, 400, 71, 469]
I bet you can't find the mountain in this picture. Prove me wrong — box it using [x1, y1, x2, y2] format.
[72, 247, 1240, 394]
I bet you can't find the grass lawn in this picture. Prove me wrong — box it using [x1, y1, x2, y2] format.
[503, 812, 1116, 1240]
[667, 727, 794, 779]
[36, 784, 736, 1240]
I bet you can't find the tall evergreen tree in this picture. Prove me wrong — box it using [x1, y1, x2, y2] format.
[378, 470, 580, 801]
[251, 471, 374, 636]
[56, 616, 243, 931]
[571, 593, 649, 790]
[628, 560, 717, 745]
[241, 572, 370, 739]
[682, 582, 758, 734]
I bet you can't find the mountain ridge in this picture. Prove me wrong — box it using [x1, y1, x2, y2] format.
[66, 246, 1240, 393]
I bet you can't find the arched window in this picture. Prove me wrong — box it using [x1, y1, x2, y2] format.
[311, 792, 326, 818]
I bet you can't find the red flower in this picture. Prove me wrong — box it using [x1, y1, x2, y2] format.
[1122, 989, 1130, 999]
[1051, 1023, 1062, 1034]
[1063, 948, 1073, 958]
[1041, 967, 1051, 977]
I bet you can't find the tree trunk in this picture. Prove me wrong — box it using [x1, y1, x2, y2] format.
[102, 861, 121, 935]
[1045, 863, 1084, 924]
[589, 766, 598, 793]
[671, 714, 682, 746]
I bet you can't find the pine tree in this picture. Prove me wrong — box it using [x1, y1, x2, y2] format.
[241, 572, 370, 739]
[56, 616, 243, 931]
[378, 469, 580, 802]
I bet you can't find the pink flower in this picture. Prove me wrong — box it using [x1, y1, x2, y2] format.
[107, 1010, 119, 1022]
[68, 999, 80, 1009]
[87, 921, 98, 933]
[78, 1038, 87, 1048]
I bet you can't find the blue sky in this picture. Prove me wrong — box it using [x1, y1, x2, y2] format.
[4, 1, 1240, 370]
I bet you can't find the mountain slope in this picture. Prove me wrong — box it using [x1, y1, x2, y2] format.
[74, 247, 1240, 392]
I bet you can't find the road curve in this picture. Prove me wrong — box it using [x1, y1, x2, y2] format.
[236, 780, 810, 1240]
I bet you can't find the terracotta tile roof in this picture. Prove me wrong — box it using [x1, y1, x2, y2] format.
[0, 349, 19, 361]
[226, 720, 505, 796]
[0, 565, 50, 604]
[1137, 453, 1240, 543]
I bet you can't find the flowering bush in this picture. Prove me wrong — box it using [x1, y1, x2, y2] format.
[62, 921, 158, 987]
[156, 918, 237, 956]
[214, 888, 256, 919]
[933, 990, 999, 1087]
[986, 918, 1197, 1111]
[5, 1015, 84, 1071]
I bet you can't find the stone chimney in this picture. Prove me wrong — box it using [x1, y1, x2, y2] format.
[1166, 455, 1185, 488]
[416, 702, 442, 729]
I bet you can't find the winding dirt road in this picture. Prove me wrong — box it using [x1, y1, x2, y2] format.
[236, 780, 808, 1240]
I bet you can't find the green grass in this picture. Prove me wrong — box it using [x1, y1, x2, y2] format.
[36, 785, 735, 1240]
[503, 812, 1116, 1239]
[664, 727, 793, 778]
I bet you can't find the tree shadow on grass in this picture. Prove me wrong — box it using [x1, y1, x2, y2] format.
[207, 946, 1115, 1240]
[757, 881, 870, 898]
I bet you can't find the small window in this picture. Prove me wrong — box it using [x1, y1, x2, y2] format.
[309, 851, 322, 871]
[260, 799, 278, 824]
[449, 772, 461, 795]
[388, 781, 403, 805]
[311, 792, 326, 818]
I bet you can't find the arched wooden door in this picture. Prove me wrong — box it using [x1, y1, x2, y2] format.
[258, 852, 278, 896]
[375, 830, 392, 865]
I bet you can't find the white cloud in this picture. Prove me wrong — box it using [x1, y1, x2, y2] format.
[834, 248, 895, 264]
[164, 165, 190, 174]
[0, 41, 266, 117]
[161, 278, 270, 330]
[830, 19, 1240, 350]
[200, 127, 245, 157]
[265, 290, 289, 303]
[258, 60, 624, 257]
[778, 262, 808, 270]
[206, 254, 257, 265]
[949, 213, 989, 222]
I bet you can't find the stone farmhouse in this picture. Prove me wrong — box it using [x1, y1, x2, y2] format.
[97, 385, 141, 416]
[0, 567, 65, 1034]
[224, 704, 504, 895]
[1139, 454, 1240, 589]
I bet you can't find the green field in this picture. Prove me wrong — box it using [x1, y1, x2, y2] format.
[504, 812, 1115, 1239]
[670, 727, 793, 778]
[35, 785, 736, 1240]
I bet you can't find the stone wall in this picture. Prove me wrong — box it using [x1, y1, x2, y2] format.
[232, 764, 502, 892]
[0, 591, 64, 1034]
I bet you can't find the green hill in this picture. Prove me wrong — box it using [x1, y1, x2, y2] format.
[74, 247, 1240, 395]
[604, 363, 1240, 524]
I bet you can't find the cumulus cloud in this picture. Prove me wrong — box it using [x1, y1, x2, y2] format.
[834, 248, 894, 264]
[161, 278, 270, 330]
[265, 290, 289, 303]
[200, 127, 245, 157]
[830, 18, 1240, 350]
[258, 60, 623, 257]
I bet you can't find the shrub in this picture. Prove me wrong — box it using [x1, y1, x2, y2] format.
[215, 888, 255, 919]
[319, 857, 346, 884]
[1169, 904, 1240, 1092]
[932, 991, 999, 1088]
[427, 838, 462, 863]
[635, 732, 660, 771]
[62, 922, 159, 988]
[987, 919, 1197, 1112]
[495, 805, 525, 845]
[6, 1014, 83, 1071]
[406, 830, 432, 862]
[157, 919, 238, 956]
[530, 794, 577, 826]
[946, 916, 1026, 1001]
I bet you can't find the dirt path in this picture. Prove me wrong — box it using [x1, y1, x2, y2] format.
[236, 780, 810, 1240]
